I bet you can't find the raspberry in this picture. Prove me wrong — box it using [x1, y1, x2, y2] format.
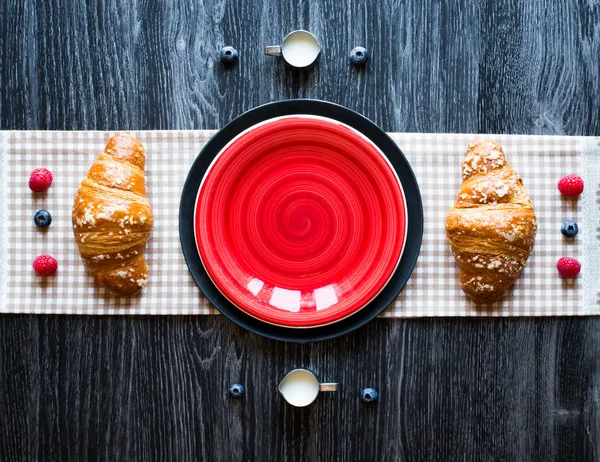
[557, 174, 584, 197]
[33, 255, 58, 276]
[29, 168, 53, 192]
[556, 257, 581, 278]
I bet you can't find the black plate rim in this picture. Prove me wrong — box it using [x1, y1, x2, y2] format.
[179, 99, 423, 343]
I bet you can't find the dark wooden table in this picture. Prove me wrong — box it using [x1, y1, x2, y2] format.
[1, 1, 599, 460]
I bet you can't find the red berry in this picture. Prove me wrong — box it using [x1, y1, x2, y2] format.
[556, 257, 581, 278]
[557, 174, 584, 197]
[33, 255, 58, 276]
[29, 168, 53, 192]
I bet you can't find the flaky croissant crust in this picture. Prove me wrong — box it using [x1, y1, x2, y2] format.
[445, 140, 537, 303]
[73, 134, 154, 296]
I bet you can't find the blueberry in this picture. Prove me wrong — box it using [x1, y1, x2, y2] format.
[361, 387, 378, 403]
[228, 383, 245, 398]
[220, 46, 239, 64]
[350, 47, 369, 66]
[34, 210, 52, 228]
[561, 220, 578, 238]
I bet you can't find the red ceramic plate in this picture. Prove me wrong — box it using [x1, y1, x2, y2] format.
[195, 115, 407, 328]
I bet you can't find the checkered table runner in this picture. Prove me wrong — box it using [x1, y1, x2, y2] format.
[1, 131, 598, 316]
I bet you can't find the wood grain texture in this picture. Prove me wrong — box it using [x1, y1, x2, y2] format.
[1, 0, 600, 460]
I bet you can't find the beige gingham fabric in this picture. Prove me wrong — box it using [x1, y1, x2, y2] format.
[0, 131, 597, 316]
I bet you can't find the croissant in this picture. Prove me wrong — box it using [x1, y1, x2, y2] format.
[72, 134, 154, 296]
[445, 140, 537, 303]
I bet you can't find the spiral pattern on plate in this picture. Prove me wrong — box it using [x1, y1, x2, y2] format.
[195, 116, 406, 327]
